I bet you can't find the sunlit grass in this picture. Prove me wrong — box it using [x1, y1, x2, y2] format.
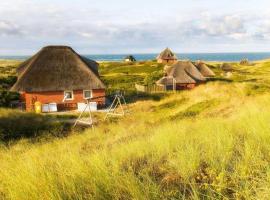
[1, 60, 270, 199]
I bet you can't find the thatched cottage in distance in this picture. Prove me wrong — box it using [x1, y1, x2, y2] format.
[156, 48, 178, 64]
[195, 62, 215, 78]
[156, 61, 206, 90]
[124, 55, 136, 62]
[11, 46, 106, 112]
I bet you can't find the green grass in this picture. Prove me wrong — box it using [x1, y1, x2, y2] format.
[99, 61, 164, 91]
[0, 60, 20, 78]
[0, 109, 76, 142]
[1, 59, 270, 199]
[0, 60, 20, 106]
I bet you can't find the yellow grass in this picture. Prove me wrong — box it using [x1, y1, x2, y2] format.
[1, 60, 270, 199]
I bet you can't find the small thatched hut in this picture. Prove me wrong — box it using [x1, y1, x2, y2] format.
[195, 62, 215, 78]
[156, 48, 178, 64]
[124, 55, 136, 62]
[11, 46, 106, 112]
[156, 61, 206, 90]
[240, 59, 249, 65]
[220, 63, 233, 72]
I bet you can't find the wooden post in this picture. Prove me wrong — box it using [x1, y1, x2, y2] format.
[173, 78, 176, 92]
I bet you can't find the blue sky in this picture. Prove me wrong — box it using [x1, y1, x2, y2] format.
[0, 0, 270, 54]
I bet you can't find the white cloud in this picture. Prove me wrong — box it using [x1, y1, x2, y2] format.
[0, 21, 24, 36]
[0, 0, 270, 53]
[192, 14, 246, 38]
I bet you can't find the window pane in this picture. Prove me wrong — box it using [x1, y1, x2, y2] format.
[84, 91, 91, 98]
[65, 91, 73, 99]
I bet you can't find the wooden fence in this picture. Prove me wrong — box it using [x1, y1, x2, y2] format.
[135, 83, 165, 93]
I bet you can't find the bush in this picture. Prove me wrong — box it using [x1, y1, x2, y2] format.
[0, 91, 20, 107]
[0, 109, 72, 142]
[143, 71, 164, 85]
[0, 76, 17, 89]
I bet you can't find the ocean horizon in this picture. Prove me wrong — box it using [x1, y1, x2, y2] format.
[1, 52, 270, 62]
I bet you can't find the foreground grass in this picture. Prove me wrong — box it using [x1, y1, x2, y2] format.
[1, 81, 270, 199]
[1, 59, 270, 199]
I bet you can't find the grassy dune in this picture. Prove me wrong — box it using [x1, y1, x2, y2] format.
[99, 61, 164, 91]
[1, 60, 270, 199]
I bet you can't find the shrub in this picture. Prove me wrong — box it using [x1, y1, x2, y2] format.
[0, 91, 20, 107]
[0, 109, 72, 142]
[0, 76, 17, 89]
[143, 71, 164, 85]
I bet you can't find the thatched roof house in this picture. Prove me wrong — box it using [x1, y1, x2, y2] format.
[157, 61, 206, 90]
[195, 62, 215, 77]
[11, 46, 106, 112]
[156, 48, 178, 64]
[220, 63, 233, 72]
[240, 59, 249, 65]
[124, 55, 136, 62]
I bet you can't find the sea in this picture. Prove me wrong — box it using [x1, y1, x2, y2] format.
[1, 52, 270, 62]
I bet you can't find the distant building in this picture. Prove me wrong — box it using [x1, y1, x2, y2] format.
[220, 63, 233, 72]
[156, 61, 206, 90]
[194, 61, 215, 78]
[156, 48, 178, 64]
[220, 63, 233, 78]
[11, 46, 106, 112]
[124, 55, 136, 62]
[240, 59, 249, 65]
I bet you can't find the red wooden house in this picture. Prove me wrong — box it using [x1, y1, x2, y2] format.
[11, 46, 106, 112]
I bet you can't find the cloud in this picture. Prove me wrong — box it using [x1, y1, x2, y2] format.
[250, 19, 270, 40]
[0, 21, 24, 36]
[1, 0, 270, 53]
[188, 14, 247, 39]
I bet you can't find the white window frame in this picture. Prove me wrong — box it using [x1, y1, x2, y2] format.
[64, 90, 74, 101]
[83, 90, 93, 99]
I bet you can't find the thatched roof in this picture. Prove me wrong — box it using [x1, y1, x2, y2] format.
[157, 61, 206, 85]
[156, 77, 177, 85]
[11, 46, 105, 92]
[220, 63, 233, 72]
[163, 65, 174, 74]
[240, 59, 249, 65]
[195, 62, 215, 77]
[156, 48, 178, 60]
[124, 55, 136, 61]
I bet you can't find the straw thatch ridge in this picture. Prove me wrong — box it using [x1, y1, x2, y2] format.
[16, 52, 41, 76]
[195, 62, 215, 77]
[80, 56, 99, 76]
[156, 48, 178, 60]
[171, 61, 206, 83]
[11, 46, 105, 92]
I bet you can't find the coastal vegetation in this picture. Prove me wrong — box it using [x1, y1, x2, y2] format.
[0, 59, 270, 199]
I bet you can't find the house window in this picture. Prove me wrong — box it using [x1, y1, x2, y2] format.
[64, 91, 73, 101]
[83, 90, 92, 99]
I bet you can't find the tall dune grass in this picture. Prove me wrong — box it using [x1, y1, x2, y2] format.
[1, 82, 270, 199]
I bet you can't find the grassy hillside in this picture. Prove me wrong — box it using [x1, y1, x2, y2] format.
[99, 61, 164, 94]
[1, 60, 270, 199]
[0, 60, 20, 106]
